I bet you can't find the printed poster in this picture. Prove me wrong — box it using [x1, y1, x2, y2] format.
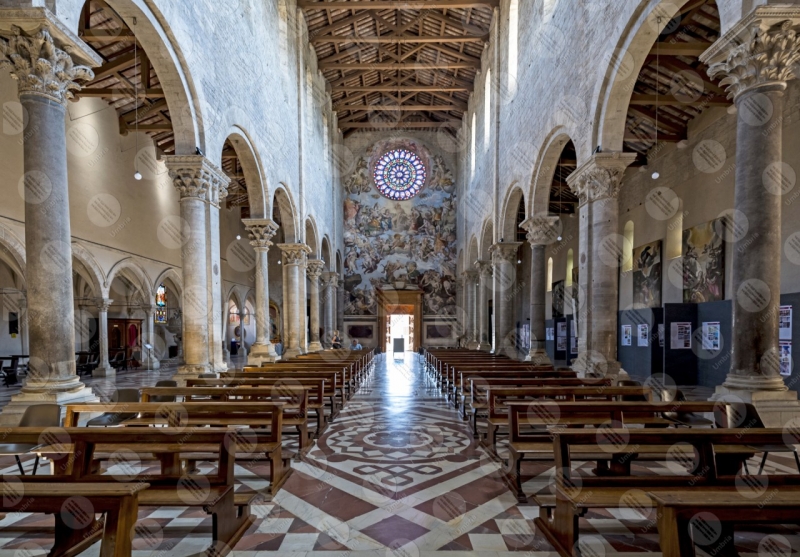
[546, 327, 554, 341]
[557, 336, 567, 352]
[671, 322, 692, 349]
[571, 336, 578, 355]
[621, 325, 632, 346]
[638, 324, 649, 347]
[557, 322, 567, 339]
[571, 319, 577, 337]
[658, 324, 665, 348]
[780, 341, 792, 377]
[780, 306, 793, 341]
[702, 322, 721, 351]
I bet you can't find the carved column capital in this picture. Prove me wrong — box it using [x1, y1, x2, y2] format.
[164, 156, 230, 202]
[521, 215, 561, 246]
[567, 152, 638, 206]
[95, 297, 113, 312]
[0, 22, 97, 105]
[462, 270, 480, 284]
[321, 271, 339, 288]
[242, 218, 279, 251]
[474, 260, 493, 277]
[701, 11, 800, 100]
[278, 243, 311, 266]
[306, 259, 325, 279]
[490, 242, 522, 265]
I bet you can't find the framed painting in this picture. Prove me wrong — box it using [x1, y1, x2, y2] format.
[632, 240, 662, 308]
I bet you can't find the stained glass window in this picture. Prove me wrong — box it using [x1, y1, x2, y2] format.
[155, 284, 167, 324]
[373, 149, 426, 200]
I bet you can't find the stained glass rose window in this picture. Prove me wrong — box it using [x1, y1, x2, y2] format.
[373, 149, 426, 200]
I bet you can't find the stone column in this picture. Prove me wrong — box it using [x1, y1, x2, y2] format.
[337, 279, 345, 334]
[701, 12, 800, 423]
[18, 294, 29, 357]
[321, 272, 338, 347]
[463, 271, 479, 349]
[278, 243, 311, 359]
[93, 297, 115, 377]
[306, 260, 325, 352]
[164, 156, 228, 376]
[299, 257, 308, 354]
[474, 261, 493, 351]
[567, 152, 637, 376]
[521, 216, 561, 364]
[141, 305, 160, 370]
[205, 171, 230, 372]
[490, 242, 523, 358]
[243, 218, 280, 365]
[0, 21, 100, 425]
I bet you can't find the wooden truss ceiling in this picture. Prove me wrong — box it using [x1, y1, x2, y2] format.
[76, 0, 176, 154]
[300, 0, 496, 135]
[222, 140, 251, 218]
[548, 140, 578, 216]
[624, 0, 729, 156]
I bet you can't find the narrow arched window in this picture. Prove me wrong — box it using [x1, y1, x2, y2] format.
[471, 114, 477, 178]
[566, 249, 574, 287]
[623, 220, 634, 272]
[508, 0, 518, 96]
[484, 69, 491, 151]
[546, 257, 553, 292]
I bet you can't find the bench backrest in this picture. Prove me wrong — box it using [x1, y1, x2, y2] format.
[488, 387, 653, 420]
[140, 386, 314, 409]
[467, 377, 613, 402]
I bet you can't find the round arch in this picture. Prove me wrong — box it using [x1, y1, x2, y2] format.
[71, 242, 107, 298]
[219, 126, 269, 218]
[305, 216, 320, 257]
[0, 223, 26, 281]
[273, 186, 299, 244]
[107, 257, 152, 305]
[70, 0, 205, 155]
[479, 219, 494, 260]
[335, 250, 343, 275]
[467, 236, 479, 268]
[153, 267, 183, 299]
[529, 128, 576, 218]
[321, 236, 332, 270]
[500, 185, 526, 241]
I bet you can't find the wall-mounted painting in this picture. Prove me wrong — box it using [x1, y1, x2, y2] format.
[343, 139, 457, 317]
[632, 240, 662, 308]
[347, 325, 374, 340]
[683, 220, 725, 303]
[552, 280, 565, 318]
[426, 323, 453, 339]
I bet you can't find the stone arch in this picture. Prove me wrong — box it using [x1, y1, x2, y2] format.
[321, 236, 332, 271]
[272, 185, 298, 244]
[500, 185, 526, 241]
[71, 0, 205, 154]
[153, 267, 183, 299]
[107, 257, 152, 305]
[529, 128, 576, 217]
[305, 216, 320, 257]
[468, 236, 479, 268]
[457, 249, 464, 275]
[592, 1, 694, 154]
[71, 242, 107, 298]
[335, 250, 343, 275]
[479, 219, 494, 260]
[0, 223, 26, 282]
[221, 127, 269, 219]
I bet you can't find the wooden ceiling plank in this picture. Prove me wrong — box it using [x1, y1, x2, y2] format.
[340, 121, 459, 129]
[335, 104, 463, 111]
[299, 0, 499, 10]
[311, 34, 488, 43]
[629, 93, 729, 107]
[320, 61, 478, 70]
[333, 85, 468, 91]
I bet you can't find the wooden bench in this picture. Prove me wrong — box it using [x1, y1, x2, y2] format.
[534, 429, 799, 557]
[63, 402, 292, 488]
[232, 369, 346, 410]
[446, 367, 568, 407]
[11, 427, 270, 556]
[0, 480, 148, 557]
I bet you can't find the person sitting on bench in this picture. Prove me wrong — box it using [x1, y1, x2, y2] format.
[332, 330, 343, 349]
[350, 339, 362, 350]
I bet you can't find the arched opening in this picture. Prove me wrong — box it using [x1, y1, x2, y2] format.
[0, 241, 26, 359]
[507, 0, 519, 96]
[548, 140, 578, 216]
[623, 220, 635, 273]
[470, 114, 477, 179]
[484, 69, 492, 152]
[566, 249, 574, 287]
[547, 257, 554, 292]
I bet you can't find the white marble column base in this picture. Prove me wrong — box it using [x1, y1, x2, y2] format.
[0, 386, 99, 426]
[211, 361, 229, 373]
[308, 341, 323, 352]
[525, 349, 552, 366]
[92, 365, 116, 378]
[283, 347, 302, 359]
[478, 342, 492, 351]
[713, 383, 800, 428]
[466, 340, 479, 350]
[248, 343, 279, 365]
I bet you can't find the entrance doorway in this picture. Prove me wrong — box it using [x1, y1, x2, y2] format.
[386, 314, 414, 355]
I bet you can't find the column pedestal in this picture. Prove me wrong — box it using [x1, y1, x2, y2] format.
[243, 219, 280, 365]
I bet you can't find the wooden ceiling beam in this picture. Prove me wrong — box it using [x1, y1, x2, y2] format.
[624, 131, 683, 142]
[333, 85, 468, 91]
[91, 51, 137, 81]
[424, 11, 488, 37]
[311, 12, 372, 38]
[320, 61, 479, 70]
[650, 41, 713, 57]
[629, 93, 730, 107]
[81, 29, 135, 42]
[334, 104, 462, 111]
[79, 87, 165, 98]
[311, 34, 488, 43]
[339, 121, 459, 129]
[627, 106, 686, 135]
[299, 0, 498, 9]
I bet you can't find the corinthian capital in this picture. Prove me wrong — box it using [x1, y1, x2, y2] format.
[278, 243, 311, 265]
[321, 271, 339, 288]
[520, 215, 561, 246]
[242, 218, 278, 251]
[474, 260, 493, 278]
[0, 24, 95, 105]
[306, 259, 325, 279]
[164, 156, 229, 202]
[566, 152, 637, 206]
[462, 270, 480, 284]
[490, 242, 522, 265]
[702, 12, 800, 100]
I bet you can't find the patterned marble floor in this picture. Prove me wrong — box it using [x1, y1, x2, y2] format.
[0, 353, 798, 556]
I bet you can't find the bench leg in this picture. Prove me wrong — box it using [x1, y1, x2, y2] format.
[100, 495, 139, 557]
[486, 423, 498, 451]
[656, 506, 696, 557]
[51, 514, 105, 557]
[207, 489, 254, 557]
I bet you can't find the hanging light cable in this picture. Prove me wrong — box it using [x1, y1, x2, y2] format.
[652, 17, 661, 180]
[133, 18, 142, 181]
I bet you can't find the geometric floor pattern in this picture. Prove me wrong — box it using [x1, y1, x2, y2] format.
[0, 353, 799, 555]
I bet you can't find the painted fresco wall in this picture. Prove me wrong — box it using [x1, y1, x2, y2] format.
[343, 139, 458, 317]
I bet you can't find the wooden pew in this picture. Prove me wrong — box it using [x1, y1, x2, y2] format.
[15, 427, 269, 556]
[236, 368, 348, 407]
[139, 387, 315, 450]
[0, 480, 148, 557]
[63, 402, 291, 490]
[482, 386, 653, 451]
[445, 367, 567, 405]
[533, 428, 799, 557]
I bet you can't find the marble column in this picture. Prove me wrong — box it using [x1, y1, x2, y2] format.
[243, 218, 280, 365]
[321, 272, 338, 347]
[206, 175, 230, 372]
[474, 261, 493, 351]
[702, 11, 800, 423]
[278, 244, 311, 359]
[141, 305, 160, 370]
[521, 216, 561, 364]
[463, 271, 479, 349]
[164, 156, 228, 376]
[567, 152, 637, 376]
[93, 297, 115, 377]
[299, 257, 308, 354]
[0, 20, 100, 425]
[490, 242, 523, 358]
[306, 260, 325, 352]
[18, 294, 29, 357]
[337, 279, 345, 334]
